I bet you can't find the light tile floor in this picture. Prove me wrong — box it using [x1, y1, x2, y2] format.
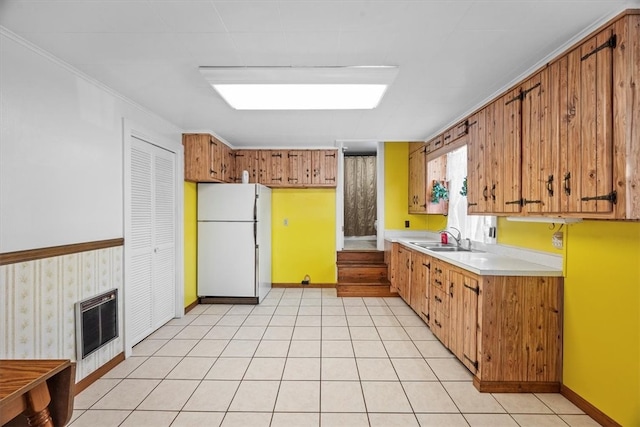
[71, 288, 600, 427]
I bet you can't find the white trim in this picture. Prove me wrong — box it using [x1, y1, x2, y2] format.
[335, 143, 345, 255]
[376, 142, 385, 251]
[122, 118, 184, 358]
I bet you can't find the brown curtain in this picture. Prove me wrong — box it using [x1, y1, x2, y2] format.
[344, 155, 377, 236]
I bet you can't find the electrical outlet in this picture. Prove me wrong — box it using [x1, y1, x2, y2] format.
[283, 218, 288, 226]
[405, 220, 410, 228]
[552, 231, 563, 249]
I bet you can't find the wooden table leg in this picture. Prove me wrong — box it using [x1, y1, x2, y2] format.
[24, 382, 54, 427]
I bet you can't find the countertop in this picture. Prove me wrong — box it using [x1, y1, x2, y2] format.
[388, 238, 563, 277]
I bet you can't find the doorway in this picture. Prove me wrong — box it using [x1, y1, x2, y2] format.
[343, 154, 377, 250]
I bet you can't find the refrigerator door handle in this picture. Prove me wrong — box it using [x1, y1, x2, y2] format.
[253, 194, 258, 221]
[253, 221, 257, 245]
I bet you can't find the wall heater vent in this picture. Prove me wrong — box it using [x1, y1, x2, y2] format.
[75, 289, 118, 360]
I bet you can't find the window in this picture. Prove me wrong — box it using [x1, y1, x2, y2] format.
[445, 145, 496, 243]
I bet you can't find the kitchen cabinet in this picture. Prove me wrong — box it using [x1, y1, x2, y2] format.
[448, 269, 479, 374]
[409, 250, 430, 323]
[466, 13, 640, 219]
[408, 143, 427, 213]
[562, 26, 616, 215]
[384, 241, 399, 293]
[392, 243, 563, 392]
[396, 245, 411, 302]
[183, 133, 232, 183]
[286, 150, 312, 186]
[311, 150, 338, 186]
[466, 111, 486, 213]
[264, 150, 287, 186]
[429, 258, 449, 346]
[234, 150, 260, 183]
[221, 143, 235, 183]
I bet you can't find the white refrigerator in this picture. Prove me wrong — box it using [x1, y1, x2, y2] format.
[197, 183, 271, 303]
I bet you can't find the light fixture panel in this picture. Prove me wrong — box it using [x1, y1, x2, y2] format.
[199, 66, 398, 110]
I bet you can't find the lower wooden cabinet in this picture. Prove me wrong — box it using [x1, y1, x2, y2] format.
[388, 243, 563, 392]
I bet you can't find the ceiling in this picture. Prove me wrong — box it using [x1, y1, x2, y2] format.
[1, 0, 637, 149]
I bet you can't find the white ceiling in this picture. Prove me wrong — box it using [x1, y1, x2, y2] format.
[1, 0, 638, 149]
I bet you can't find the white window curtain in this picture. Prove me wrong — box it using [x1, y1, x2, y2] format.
[445, 146, 496, 243]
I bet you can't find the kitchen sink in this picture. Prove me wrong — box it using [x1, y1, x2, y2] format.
[409, 241, 483, 253]
[426, 246, 470, 252]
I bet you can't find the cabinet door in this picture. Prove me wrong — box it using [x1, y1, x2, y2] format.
[221, 144, 236, 183]
[448, 270, 465, 361]
[209, 136, 223, 182]
[397, 246, 411, 303]
[563, 27, 615, 213]
[385, 241, 399, 293]
[183, 134, 212, 182]
[409, 251, 423, 314]
[234, 150, 259, 183]
[265, 150, 286, 186]
[496, 89, 523, 213]
[462, 275, 479, 374]
[466, 111, 488, 213]
[426, 155, 447, 214]
[286, 150, 312, 186]
[312, 150, 338, 186]
[408, 146, 427, 213]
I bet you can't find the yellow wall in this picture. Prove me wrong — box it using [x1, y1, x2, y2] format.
[183, 182, 198, 307]
[497, 218, 640, 426]
[384, 142, 447, 231]
[272, 188, 336, 284]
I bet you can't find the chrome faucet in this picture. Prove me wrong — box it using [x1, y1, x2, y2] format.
[441, 227, 462, 247]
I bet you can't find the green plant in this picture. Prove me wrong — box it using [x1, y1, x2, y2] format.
[460, 176, 467, 196]
[431, 181, 449, 203]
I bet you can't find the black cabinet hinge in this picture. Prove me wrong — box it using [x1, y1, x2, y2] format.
[581, 34, 617, 61]
[505, 82, 541, 105]
[581, 191, 617, 204]
[272, 153, 282, 158]
[463, 283, 479, 294]
[287, 153, 298, 158]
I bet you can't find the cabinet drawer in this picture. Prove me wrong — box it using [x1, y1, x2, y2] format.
[430, 135, 444, 152]
[443, 128, 455, 145]
[431, 286, 449, 314]
[431, 260, 446, 290]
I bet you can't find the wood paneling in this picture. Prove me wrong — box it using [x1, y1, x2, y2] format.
[0, 238, 124, 266]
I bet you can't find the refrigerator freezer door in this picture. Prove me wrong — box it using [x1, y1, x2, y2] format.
[256, 185, 272, 301]
[198, 183, 257, 221]
[198, 221, 256, 297]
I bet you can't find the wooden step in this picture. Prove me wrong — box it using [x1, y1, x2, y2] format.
[336, 281, 398, 298]
[337, 263, 388, 282]
[337, 250, 384, 264]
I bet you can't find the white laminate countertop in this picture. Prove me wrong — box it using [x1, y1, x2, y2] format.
[388, 238, 563, 277]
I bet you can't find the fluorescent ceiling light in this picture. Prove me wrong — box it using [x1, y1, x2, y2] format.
[506, 216, 582, 224]
[199, 66, 398, 110]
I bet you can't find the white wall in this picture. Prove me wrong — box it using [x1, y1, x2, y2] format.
[0, 28, 183, 252]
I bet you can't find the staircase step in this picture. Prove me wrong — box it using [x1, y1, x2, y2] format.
[337, 264, 388, 282]
[337, 250, 384, 264]
[336, 282, 398, 298]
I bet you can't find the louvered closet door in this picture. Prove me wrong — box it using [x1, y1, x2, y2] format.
[130, 136, 176, 346]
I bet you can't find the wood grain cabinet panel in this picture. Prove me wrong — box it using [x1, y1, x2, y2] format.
[408, 144, 427, 213]
[286, 150, 312, 186]
[396, 246, 411, 302]
[311, 150, 338, 186]
[183, 133, 232, 183]
[233, 150, 260, 183]
[265, 150, 287, 186]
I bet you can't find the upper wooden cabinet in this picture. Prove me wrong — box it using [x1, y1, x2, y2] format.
[466, 12, 640, 219]
[234, 149, 260, 183]
[408, 143, 427, 213]
[183, 133, 233, 183]
[311, 150, 338, 186]
[286, 150, 312, 186]
[184, 139, 337, 188]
